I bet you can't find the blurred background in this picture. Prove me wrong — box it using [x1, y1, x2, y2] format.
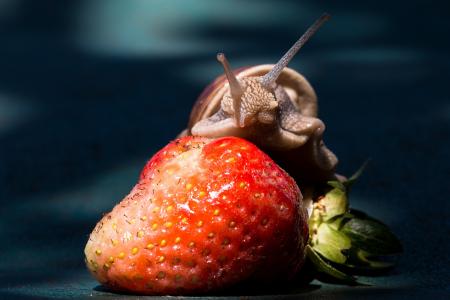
[0, 0, 449, 298]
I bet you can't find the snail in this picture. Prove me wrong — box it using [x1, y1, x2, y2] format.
[180, 13, 338, 183]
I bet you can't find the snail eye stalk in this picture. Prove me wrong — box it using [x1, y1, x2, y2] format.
[217, 53, 244, 127]
[261, 13, 330, 89]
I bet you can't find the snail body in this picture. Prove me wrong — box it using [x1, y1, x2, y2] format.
[182, 14, 338, 182]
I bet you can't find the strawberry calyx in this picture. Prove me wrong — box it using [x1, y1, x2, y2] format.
[306, 162, 402, 284]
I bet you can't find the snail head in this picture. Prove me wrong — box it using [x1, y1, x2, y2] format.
[216, 13, 330, 129]
[217, 53, 278, 128]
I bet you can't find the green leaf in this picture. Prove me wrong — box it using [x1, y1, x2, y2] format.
[343, 160, 370, 189]
[317, 188, 348, 221]
[327, 214, 351, 231]
[357, 250, 395, 269]
[344, 249, 395, 271]
[341, 216, 402, 255]
[327, 180, 346, 191]
[313, 223, 351, 264]
[306, 245, 356, 283]
[347, 209, 367, 219]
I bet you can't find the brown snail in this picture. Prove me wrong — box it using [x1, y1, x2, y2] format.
[180, 13, 338, 183]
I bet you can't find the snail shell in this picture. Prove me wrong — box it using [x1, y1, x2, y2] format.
[180, 14, 338, 183]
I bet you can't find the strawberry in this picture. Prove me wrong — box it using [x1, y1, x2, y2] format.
[84, 136, 308, 295]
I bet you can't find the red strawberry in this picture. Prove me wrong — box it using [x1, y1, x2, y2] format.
[85, 136, 308, 295]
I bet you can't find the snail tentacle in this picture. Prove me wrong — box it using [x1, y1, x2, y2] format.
[274, 128, 309, 150]
[281, 113, 323, 136]
[217, 53, 243, 127]
[261, 13, 330, 89]
[274, 86, 318, 136]
[191, 109, 242, 137]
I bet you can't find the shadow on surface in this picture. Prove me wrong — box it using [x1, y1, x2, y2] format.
[94, 282, 321, 297]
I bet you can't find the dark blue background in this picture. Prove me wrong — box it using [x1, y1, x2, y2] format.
[0, 0, 449, 299]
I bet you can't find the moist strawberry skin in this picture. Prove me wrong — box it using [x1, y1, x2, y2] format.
[85, 136, 308, 295]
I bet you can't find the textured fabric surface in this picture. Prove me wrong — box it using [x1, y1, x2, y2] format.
[0, 1, 449, 299]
